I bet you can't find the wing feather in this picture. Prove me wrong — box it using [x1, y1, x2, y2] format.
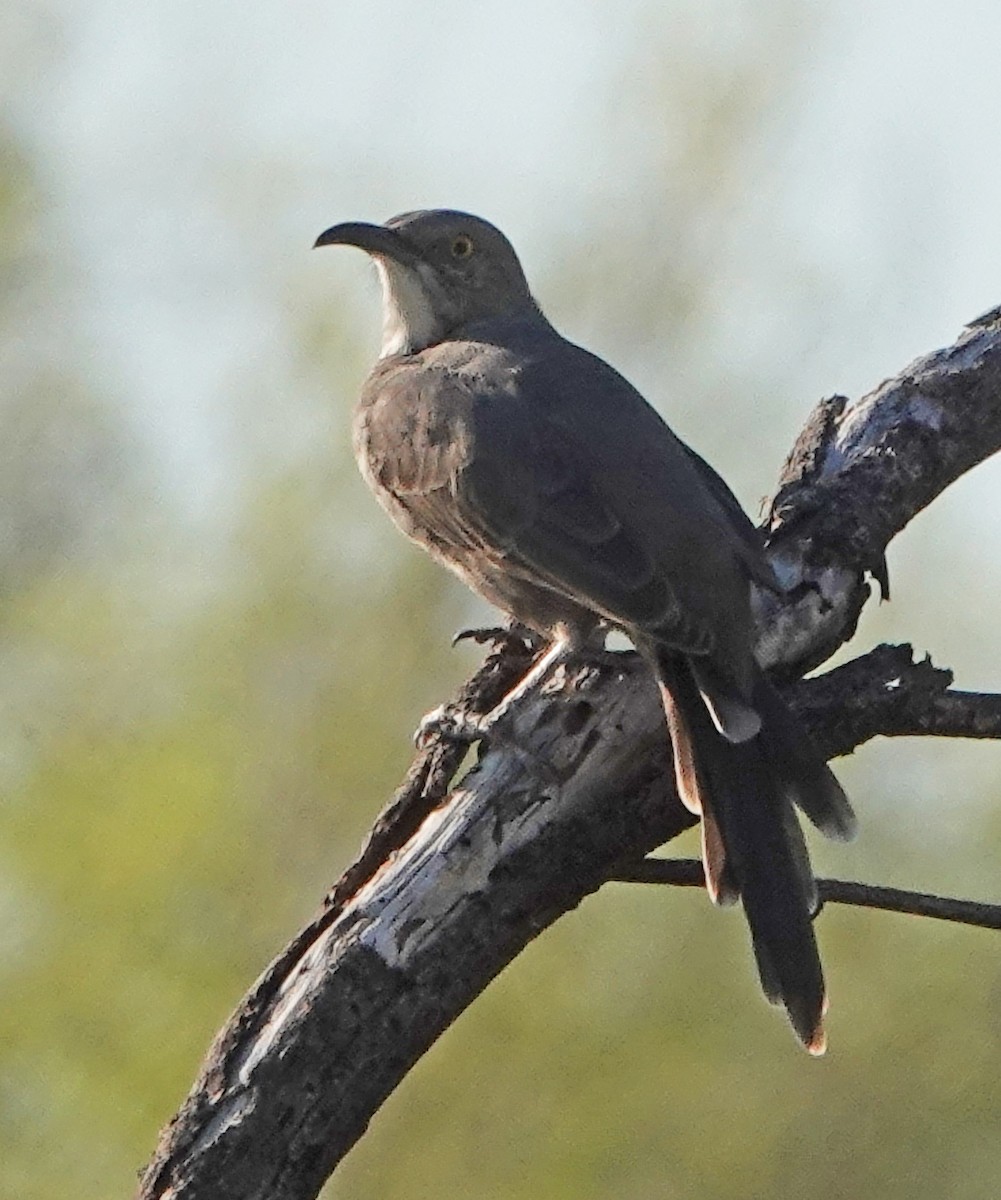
[356, 356, 724, 651]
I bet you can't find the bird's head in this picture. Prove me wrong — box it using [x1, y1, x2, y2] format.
[314, 209, 537, 357]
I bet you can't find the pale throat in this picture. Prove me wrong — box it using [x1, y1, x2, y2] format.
[375, 258, 445, 358]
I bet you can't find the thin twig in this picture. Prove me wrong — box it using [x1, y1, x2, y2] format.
[612, 858, 1001, 930]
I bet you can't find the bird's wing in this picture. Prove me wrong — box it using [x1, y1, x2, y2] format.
[357, 360, 713, 653]
[680, 445, 782, 594]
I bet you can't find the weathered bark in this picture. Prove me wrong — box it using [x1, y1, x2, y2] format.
[138, 314, 1001, 1200]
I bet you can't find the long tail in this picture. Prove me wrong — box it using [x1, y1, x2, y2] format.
[655, 652, 855, 1053]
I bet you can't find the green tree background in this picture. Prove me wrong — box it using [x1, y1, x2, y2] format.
[3, 2, 1001, 1197]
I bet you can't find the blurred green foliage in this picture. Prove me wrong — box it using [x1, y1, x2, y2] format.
[2, 9, 1001, 1200]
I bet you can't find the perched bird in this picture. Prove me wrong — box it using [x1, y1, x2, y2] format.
[316, 209, 856, 1052]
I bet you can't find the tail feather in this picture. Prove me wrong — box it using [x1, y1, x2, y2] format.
[779, 794, 819, 915]
[753, 675, 857, 842]
[688, 656, 761, 743]
[657, 661, 738, 905]
[654, 650, 835, 1053]
[700, 804, 738, 908]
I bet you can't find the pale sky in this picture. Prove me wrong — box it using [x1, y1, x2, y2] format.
[4, 6, 993, 410]
[9, 0, 999, 480]
[9, 0, 1001, 709]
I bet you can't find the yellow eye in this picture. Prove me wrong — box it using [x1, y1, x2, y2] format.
[451, 234, 474, 259]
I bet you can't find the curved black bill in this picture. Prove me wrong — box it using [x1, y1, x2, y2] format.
[313, 221, 419, 264]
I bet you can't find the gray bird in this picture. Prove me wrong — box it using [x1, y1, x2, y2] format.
[316, 209, 856, 1053]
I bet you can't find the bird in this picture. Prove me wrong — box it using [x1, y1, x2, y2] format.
[315, 208, 856, 1053]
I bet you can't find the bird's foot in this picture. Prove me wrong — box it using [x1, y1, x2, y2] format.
[451, 622, 543, 655]
[417, 632, 582, 750]
[414, 703, 487, 750]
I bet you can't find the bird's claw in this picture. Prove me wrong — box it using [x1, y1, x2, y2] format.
[414, 704, 487, 749]
[451, 622, 541, 653]
[452, 625, 510, 649]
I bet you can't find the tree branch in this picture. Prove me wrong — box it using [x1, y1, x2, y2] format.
[138, 316, 1001, 1200]
[612, 858, 1001, 931]
[757, 311, 1001, 676]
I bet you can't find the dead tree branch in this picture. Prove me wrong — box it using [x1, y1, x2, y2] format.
[138, 314, 1001, 1200]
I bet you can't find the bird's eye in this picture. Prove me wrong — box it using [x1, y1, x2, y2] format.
[451, 234, 475, 259]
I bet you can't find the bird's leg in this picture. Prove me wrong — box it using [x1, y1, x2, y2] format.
[475, 635, 574, 729]
[415, 634, 575, 747]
